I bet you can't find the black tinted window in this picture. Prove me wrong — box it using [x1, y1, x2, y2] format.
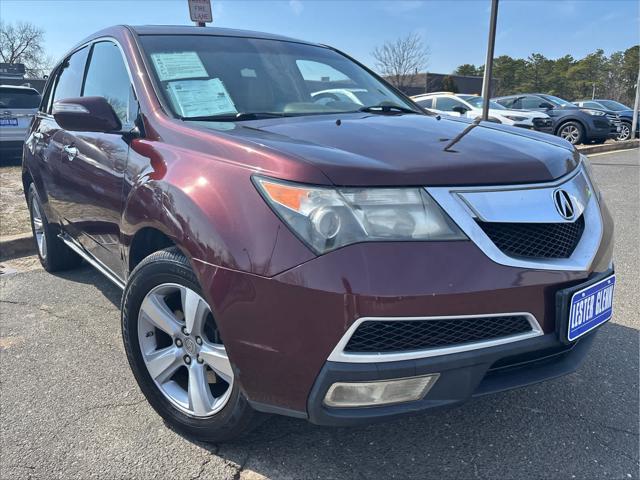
[0, 88, 41, 109]
[83, 41, 134, 124]
[52, 46, 89, 104]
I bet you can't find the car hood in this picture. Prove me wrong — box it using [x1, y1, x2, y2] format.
[201, 113, 579, 186]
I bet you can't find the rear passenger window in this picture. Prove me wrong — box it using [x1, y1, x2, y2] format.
[416, 98, 433, 108]
[51, 46, 89, 106]
[83, 41, 135, 125]
[497, 98, 517, 108]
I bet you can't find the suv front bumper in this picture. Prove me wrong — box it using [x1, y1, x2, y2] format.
[192, 168, 614, 422]
[307, 328, 596, 425]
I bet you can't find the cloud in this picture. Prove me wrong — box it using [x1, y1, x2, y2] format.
[289, 0, 304, 15]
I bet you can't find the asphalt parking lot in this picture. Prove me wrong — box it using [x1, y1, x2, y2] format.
[1, 149, 638, 480]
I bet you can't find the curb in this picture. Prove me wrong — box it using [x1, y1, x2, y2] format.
[0, 232, 35, 259]
[577, 139, 639, 155]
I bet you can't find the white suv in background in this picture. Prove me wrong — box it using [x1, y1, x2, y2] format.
[0, 85, 41, 161]
[412, 92, 553, 133]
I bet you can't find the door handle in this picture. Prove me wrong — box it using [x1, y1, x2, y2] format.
[63, 145, 78, 161]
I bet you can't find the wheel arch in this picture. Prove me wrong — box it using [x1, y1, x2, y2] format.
[127, 227, 177, 273]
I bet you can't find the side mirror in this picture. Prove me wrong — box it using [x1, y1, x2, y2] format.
[452, 105, 469, 115]
[52, 96, 122, 133]
[540, 102, 554, 110]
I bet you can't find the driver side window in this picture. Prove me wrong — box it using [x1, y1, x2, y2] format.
[435, 97, 466, 112]
[83, 41, 136, 127]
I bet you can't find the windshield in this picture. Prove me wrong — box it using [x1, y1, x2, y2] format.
[461, 96, 506, 110]
[139, 35, 418, 120]
[597, 100, 629, 111]
[541, 94, 575, 107]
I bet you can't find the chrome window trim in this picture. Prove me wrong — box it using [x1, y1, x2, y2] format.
[327, 312, 543, 363]
[427, 162, 603, 271]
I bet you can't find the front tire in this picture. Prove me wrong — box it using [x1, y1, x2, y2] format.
[616, 122, 632, 141]
[121, 247, 260, 442]
[557, 121, 584, 145]
[27, 183, 82, 272]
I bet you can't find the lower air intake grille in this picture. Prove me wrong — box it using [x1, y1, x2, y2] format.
[344, 315, 533, 353]
[477, 215, 585, 259]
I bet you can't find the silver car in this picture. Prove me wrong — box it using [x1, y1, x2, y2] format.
[0, 85, 41, 160]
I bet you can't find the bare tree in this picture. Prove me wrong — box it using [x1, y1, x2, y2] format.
[372, 33, 429, 92]
[0, 21, 52, 78]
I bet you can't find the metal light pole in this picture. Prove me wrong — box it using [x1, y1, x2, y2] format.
[481, 0, 499, 121]
[632, 68, 639, 138]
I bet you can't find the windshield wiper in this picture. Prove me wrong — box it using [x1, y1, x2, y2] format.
[182, 112, 289, 122]
[359, 104, 419, 114]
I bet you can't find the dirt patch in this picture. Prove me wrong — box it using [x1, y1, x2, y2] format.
[0, 166, 30, 236]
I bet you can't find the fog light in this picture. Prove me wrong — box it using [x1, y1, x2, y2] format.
[323, 374, 439, 408]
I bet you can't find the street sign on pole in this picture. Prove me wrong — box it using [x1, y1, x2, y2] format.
[188, 0, 212, 27]
[481, 0, 499, 121]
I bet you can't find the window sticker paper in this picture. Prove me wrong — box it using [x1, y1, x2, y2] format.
[151, 52, 208, 81]
[166, 78, 238, 118]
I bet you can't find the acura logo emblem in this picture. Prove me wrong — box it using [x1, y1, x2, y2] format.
[553, 189, 575, 220]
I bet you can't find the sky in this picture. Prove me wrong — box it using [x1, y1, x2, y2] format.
[1, 0, 639, 74]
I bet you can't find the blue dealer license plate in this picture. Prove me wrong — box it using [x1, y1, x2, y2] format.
[567, 274, 615, 341]
[0, 118, 18, 126]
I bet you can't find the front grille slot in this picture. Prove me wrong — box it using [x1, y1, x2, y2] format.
[477, 215, 584, 259]
[344, 315, 533, 353]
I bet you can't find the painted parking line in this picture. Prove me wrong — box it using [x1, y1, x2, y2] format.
[587, 148, 639, 157]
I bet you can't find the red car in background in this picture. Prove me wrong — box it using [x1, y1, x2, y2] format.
[22, 25, 614, 441]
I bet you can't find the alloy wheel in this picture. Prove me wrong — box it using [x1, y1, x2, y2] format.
[617, 123, 631, 141]
[31, 199, 47, 259]
[138, 283, 233, 417]
[559, 125, 580, 144]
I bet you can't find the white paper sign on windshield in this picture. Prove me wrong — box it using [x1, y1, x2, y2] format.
[151, 52, 208, 81]
[166, 78, 238, 118]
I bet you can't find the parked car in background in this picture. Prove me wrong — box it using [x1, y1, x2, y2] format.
[493, 94, 620, 145]
[573, 99, 638, 141]
[0, 85, 41, 160]
[311, 88, 376, 106]
[24, 25, 614, 442]
[412, 92, 553, 133]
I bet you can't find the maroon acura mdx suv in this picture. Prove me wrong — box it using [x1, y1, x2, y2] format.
[23, 26, 615, 441]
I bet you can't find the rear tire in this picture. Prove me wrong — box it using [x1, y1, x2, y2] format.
[557, 121, 584, 145]
[121, 247, 262, 442]
[27, 183, 82, 272]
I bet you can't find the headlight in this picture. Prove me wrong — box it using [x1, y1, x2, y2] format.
[504, 115, 528, 122]
[254, 176, 466, 254]
[583, 109, 606, 116]
[580, 154, 601, 200]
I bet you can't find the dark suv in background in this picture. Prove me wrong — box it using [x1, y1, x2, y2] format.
[574, 99, 638, 141]
[23, 25, 615, 442]
[494, 93, 620, 145]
